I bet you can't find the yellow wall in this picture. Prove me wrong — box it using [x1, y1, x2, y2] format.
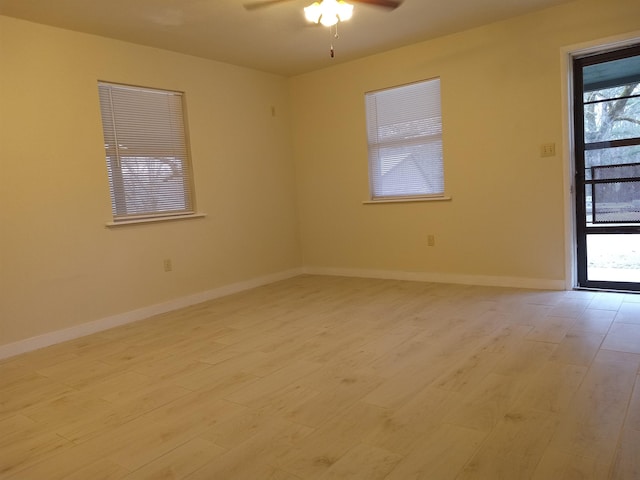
[290, 0, 640, 284]
[0, 16, 301, 346]
[1, 0, 639, 348]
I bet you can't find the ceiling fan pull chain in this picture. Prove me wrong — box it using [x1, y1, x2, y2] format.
[329, 24, 335, 58]
[329, 22, 342, 58]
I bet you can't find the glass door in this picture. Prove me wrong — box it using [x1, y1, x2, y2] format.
[574, 44, 640, 291]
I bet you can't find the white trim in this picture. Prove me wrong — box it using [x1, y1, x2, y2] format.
[0, 268, 303, 361]
[559, 31, 640, 292]
[0, 265, 564, 361]
[302, 266, 566, 291]
[560, 45, 578, 291]
[362, 196, 452, 205]
[106, 213, 206, 227]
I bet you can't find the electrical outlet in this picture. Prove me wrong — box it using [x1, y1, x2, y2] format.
[427, 234, 435, 247]
[163, 259, 173, 272]
[541, 143, 556, 157]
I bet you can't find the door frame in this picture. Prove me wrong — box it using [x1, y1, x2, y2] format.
[561, 32, 640, 291]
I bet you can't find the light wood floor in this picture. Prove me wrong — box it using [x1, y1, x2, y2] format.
[2, 275, 640, 479]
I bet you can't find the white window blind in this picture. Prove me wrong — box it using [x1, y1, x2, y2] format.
[365, 78, 444, 199]
[98, 82, 195, 221]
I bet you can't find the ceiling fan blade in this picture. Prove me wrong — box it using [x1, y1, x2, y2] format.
[243, 0, 295, 11]
[352, 0, 402, 9]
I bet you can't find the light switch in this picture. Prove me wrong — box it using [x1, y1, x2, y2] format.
[541, 143, 556, 157]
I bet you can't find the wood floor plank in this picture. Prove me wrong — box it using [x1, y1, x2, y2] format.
[543, 350, 640, 462]
[456, 408, 559, 479]
[0, 368, 57, 392]
[74, 371, 155, 403]
[363, 386, 461, 455]
[548, 297, 591, 318]
[186, 417, 309, 479]
[363, 329, 488, 409]
[1, 276, 638, 479]
[0, 350, 79, 378]
[432, 348, 503, 394]
[0, 374, 77, 417]
[549, 331, 605, 366]
[173, 364, 260, 394]
[625, 375, 640, 431]
[62, 459, 130, 480]
[285, 371, 382, 428]
[490, 339, 557, 378]
[525, 315, 577, 343]
[0, 432, 73, 478]
[614, 302, 640, 325]
[122, 437, 225, 479]
[531, 450, 611, 479]
[316, 443, 402, 479]
[22, 389, 114, 429]
[443, 372, 522, 432]
[142, 395, 247, 433]
[0, 414, 46, 448]
[280, 401, 388, 479]
[476, 324, 533, 354]
[610, 427, 640, 479]
[199, 408, 307, 450]
[55, 382, 194, 443]
[382, 424, 486, 480]
[588, 292, 626, 311]
[571, 308, 616, 334]
[37, 358, 123, 388]
[224, 360, 322, 405]
[602, 323, 640, 354]
[130, 355, 213, 381]
[514, 361, 588, 413]
[102, 417, 207, 471]
[7, 449, 130, 480]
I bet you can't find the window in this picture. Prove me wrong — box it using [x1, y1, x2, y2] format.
[365, 78, 444, 200]
[98, 82, 195, 222]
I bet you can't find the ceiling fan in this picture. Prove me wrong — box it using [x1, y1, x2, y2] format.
[244, 0, 402, 58]
[243, 0, 402, 12]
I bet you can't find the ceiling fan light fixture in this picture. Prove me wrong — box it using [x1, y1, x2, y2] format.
[337, 1, 354, 22]
[304, 0, 353, 27]
[304, 2, 322, 23]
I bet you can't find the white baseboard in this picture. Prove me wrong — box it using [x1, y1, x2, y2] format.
[302, 266, 566, 291]
[0, 265, 566, 361]
[0, 268, 303, 361]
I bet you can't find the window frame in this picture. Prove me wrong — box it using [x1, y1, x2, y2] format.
[97, 81, 199, 225]
[364, 77, 448, 203]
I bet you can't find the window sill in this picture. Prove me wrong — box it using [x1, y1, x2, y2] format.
[363, 196, 452, 205]
[105, 213, 206, 227]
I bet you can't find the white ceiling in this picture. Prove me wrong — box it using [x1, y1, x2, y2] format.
[0, 0, 576, 76]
